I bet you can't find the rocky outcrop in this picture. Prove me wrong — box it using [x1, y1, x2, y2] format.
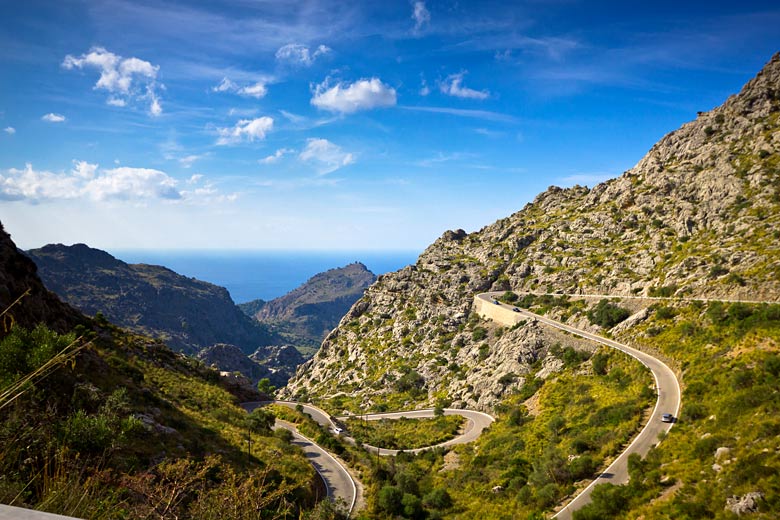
[197, 343, 272, 382]
[0, 223, 86, 336]
[283, 54, 780, 410]
[26, 243, 279, 355]
[250, 345, 306, 388]
[240, 262, 376, 352]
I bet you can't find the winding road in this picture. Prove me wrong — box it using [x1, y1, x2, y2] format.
[336, 408, 495, 456]
[242, 401, 494, 517]
[476, 292, 682, 519]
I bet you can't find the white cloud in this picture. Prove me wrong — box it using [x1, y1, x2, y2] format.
[212, 78, 268, 99]
[440, 72, 489, 100]
[3, 127, 15, 135]
[311, 77, 396, 114]
[42, 113, 66, 123]
[179, 154, 205, 168]
[216, 116, 274, 145]
[0, 162, 236, 204]
[412, 2, 431, 32]
[213, 77, 238, 92]
[260, 148, 294, 164]
[238, 82, 268, 99]
[419, 77, 430, 96]
[62, 46, 163, 115]
[275, 43, 331, 66]
[299, 138, 354, 174]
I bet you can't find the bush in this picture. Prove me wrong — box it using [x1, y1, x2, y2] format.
[587, 300, 630, 328]
[377, 485, 403, 515]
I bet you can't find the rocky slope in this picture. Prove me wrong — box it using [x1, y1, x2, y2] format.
[197, 342, 305, 388]
[283, 53, 780, 411]
[0, 223, 86, 336]
[26, 244, 278, 355]
[240, 262, 376, 354]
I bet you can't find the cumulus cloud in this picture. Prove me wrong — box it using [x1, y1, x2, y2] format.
[0, 162, 184, 202]
[216, 116, 274, 145]
[412, 2, 431, 32]
[440, 72, 489, 100]
[299, 138, 354, 174]
[62, 47, 163, 116]
[311, 77, 396, 114]
[3, 127, 15, 135]
[212, 77, 268, 99]
[42, 113, 66, 123]
[260, 148, 294, 164]
[275, 43, 331, 66]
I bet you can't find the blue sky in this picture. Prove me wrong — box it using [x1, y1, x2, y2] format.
[1, 1, 778, 251]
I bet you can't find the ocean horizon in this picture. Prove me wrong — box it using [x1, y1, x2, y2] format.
[109, 249, 421, 304]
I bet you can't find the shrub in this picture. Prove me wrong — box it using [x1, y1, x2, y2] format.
[587, 300, 630, 328]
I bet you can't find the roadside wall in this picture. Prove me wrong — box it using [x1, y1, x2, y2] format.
[473, 296, 525, 327]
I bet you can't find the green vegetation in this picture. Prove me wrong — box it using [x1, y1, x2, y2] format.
[0, 324, 327, 519]
[593, 300, 780, 519]
[348, 346, 651, 519]
[345, 415, 463, 450]
[587, 299, 631, 328]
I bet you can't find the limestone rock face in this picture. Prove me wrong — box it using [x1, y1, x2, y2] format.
[283, 54, 780, 410]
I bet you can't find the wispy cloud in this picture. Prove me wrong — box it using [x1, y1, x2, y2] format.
[276, 43, 331, 66]
[216, 117, 274, 145]
[299, 138, 354, 174]
[260, 148, 294, 164]
[62, 46, 163, 116]
[311, 77, 397, 114]
[399, 105, 518, 123]
[3, 127, 15, 135]
[440, 71, 489, 100]
[42, 113, 66, 123]
[212, 77, 270, 99]
[412, 2, 431, 33]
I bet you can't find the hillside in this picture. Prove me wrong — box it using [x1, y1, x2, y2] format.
[26, 244, 279, 355]
[0, 224, 329, 519]
[280, 53, 780, 520]
[283, 53, 780, 409]
[240, 262, 376, 355]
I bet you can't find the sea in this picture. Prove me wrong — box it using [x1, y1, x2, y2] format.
[109, 250, 420, 304]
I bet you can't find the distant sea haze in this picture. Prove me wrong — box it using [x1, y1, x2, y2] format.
[109, 250, 420, 304]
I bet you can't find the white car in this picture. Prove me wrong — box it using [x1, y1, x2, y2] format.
[333, 427, 343, 435]
[661, 413, 674, 423]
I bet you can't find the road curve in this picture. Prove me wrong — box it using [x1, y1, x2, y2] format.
[476, 292, 682, 520]
[335, 408, 495, 456]
[242, 401, 357, 517]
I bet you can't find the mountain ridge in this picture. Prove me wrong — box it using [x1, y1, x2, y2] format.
[26, 243, 279, 355]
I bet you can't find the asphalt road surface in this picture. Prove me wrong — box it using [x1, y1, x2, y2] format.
[242, 401, 357, 516]
[335, 408, 495, 456]
[478, 292, 681, 520]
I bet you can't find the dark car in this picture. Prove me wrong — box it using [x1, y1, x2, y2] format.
[493, 300, 500, 305]
[661, 413, 674, 423]
[512, 307, 520, 312]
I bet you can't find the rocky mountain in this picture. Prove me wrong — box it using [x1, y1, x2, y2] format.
[0, 223, 322, 519]
[0, 224, 86, 335]
[283, 53, 780, 410]
[26, 243, 278, 355]
[240, 262, 376, 354]
[197, 342, 305, 388]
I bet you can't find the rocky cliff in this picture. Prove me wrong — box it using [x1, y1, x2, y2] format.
[283, 53, 780, 410]
[0, 223, 86, 336]
[240, 262, 376, 354]
[26, 244, 278, 355]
